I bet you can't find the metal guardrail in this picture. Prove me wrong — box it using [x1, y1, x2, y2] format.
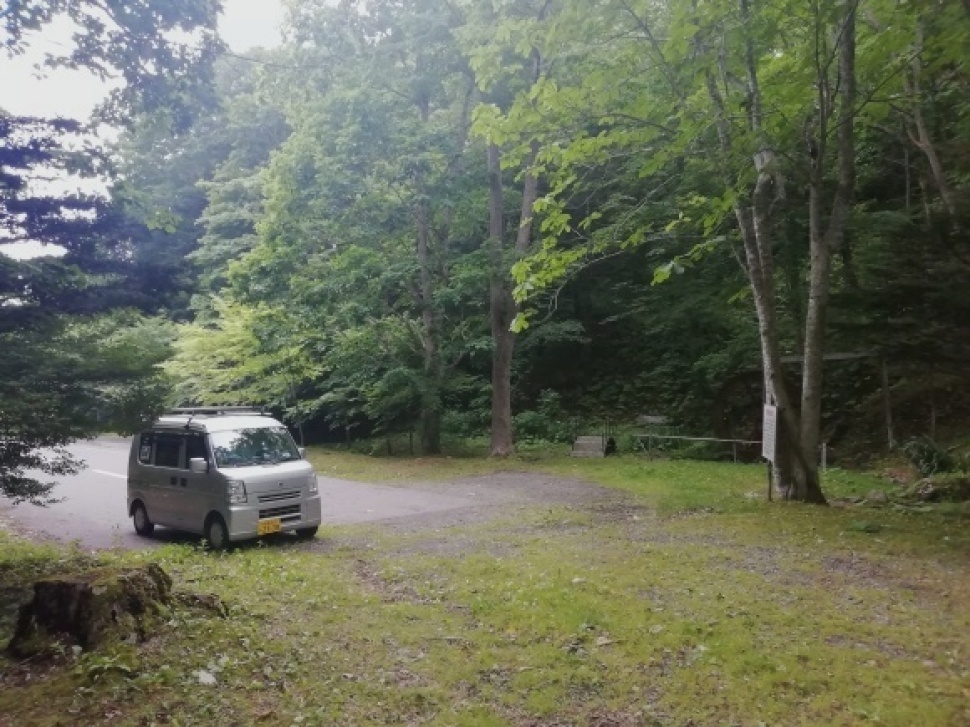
[634, 433, 761, 463]
[634, 433, 830, 469]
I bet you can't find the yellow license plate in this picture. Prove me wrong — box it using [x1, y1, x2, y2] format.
[257, 518, 281, 536]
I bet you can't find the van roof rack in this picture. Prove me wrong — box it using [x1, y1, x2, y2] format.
[167, 406, 270, 417]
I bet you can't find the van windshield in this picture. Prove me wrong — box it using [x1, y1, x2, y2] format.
[209, 427, 300, 468]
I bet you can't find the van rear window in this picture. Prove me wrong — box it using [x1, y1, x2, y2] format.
[154, 435, 182, 468]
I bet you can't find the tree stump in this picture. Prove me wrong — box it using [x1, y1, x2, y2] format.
[7, 563, 172, 658]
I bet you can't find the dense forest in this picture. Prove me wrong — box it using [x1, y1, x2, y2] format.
[2, 0, 969, 503]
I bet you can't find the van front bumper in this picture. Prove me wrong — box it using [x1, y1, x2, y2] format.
[226, 494, 322, 541]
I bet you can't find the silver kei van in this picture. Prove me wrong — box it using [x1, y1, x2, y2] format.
[127, 407, 322, 549]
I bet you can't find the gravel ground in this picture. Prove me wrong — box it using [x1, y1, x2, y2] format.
[304, 470, 638, 556]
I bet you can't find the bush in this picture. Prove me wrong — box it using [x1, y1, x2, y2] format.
[512, 390, 577, 444]
[901, 436, 955, 477]
[441, 407, 489, 440]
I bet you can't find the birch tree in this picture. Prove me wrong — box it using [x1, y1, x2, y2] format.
[490, 0, 884, 500]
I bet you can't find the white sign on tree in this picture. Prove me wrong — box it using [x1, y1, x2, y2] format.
[762, 405, 778, 462]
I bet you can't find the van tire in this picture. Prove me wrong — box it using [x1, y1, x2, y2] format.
[296, 526, 318, 540]
[132, 502, 154, 537]
[204, 515, 230, 550]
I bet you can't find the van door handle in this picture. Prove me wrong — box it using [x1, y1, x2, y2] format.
[170, 476, 177, 485]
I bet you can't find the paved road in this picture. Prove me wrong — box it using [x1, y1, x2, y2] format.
[0, 438, 477, 550]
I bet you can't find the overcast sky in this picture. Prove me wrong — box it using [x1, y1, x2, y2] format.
[1, 0, 285, 259]
[2, 0, 284, 119]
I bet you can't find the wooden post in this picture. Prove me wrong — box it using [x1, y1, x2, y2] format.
[881, 358, 894, 449]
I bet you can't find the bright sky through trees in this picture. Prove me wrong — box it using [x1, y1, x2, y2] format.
[2, 0, 283, 118]
[0, 0, 284, 259]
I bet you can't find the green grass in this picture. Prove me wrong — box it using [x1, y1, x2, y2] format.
[1, 453, 968, 726]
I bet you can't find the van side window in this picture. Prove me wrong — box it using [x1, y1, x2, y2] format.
[185, 434, 208, 467]
[154, 434, 182, 468]
[138, 433, 153, 464]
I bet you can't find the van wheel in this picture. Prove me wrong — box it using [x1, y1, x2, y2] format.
[296, 526, 318, 540]
[204, 515, 230, 550]
[132, 503, 154, 537]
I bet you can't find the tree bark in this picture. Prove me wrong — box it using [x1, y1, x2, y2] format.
[485, 33, 542, 457]
[906, 18, 960, 229]
[798, 0, 857, 504]
[707, 7, 809, 498]
[734, 187, 807, 497]
[416, 182, 442, 455]
[414, 98, 442, 455]
[487, 142, 515, 456]
[707, 0, 859, 503]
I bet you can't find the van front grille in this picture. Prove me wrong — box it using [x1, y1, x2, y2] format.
[260, 504, 301, 519]
[258, 490, 300, 503]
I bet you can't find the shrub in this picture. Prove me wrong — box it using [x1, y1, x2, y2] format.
[512, 390, 577, 444]
[901, 436, 955, 477]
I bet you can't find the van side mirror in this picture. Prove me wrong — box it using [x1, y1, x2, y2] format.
[189, 457, 208, 474]
[298, 447, 306, 459]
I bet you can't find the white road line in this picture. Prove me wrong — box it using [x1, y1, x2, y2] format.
[92, 469, 126, 480]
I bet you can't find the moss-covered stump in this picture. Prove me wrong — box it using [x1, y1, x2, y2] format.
[6, 563, 172, 658]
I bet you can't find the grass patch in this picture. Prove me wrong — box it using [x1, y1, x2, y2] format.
[304, 444, 564, 483]
[1, 455, 968, 726]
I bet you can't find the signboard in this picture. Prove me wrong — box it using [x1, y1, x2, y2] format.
[762, 405, 778, 462]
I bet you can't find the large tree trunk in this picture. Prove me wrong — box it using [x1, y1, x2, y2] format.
[486, 42, 543, 458]
[735, 181, 808, 497]
[709, 0, 858, 503]
[416, 188, 442, 455]
[487, 143, 515, 456]
[486, 137, 540, 457]
[798, 0, 857, 504]
[707, 7, 809, 497]
[414, 99, 442, 455]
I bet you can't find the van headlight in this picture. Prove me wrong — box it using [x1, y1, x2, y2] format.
[227, 479, 247, 504]
[307, 473, 318, 494]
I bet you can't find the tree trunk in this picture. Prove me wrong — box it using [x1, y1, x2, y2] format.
[486, 134, 540, 457]
[800, 171, 832, 501]
[416, 173, 442, 455]
[487, 143, 515, 456]
[414, 93, 442, 455]
[798, 0, 857, 504]
[906, 18, 959, 229]
[707, 6, 808, 497]
[735, 191, 807, 497]
[709, 0, 860, 503]
[485, 41, 543, 458]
